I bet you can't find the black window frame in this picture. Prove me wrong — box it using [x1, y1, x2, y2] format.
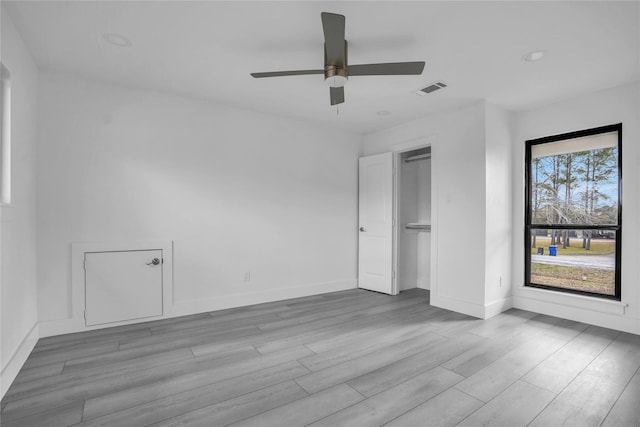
[524, 123, 622, 300]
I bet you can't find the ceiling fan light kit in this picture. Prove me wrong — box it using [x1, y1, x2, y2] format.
[251, 12, 425, 106]
[324, 64, 348, 88]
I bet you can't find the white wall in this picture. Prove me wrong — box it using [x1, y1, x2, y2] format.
[0, 10, 40, 398]
[36, 71, 361, 335]
[512, 82, 640, 334]
[364, 103, 490, 317]
[484, 104, 513, 315]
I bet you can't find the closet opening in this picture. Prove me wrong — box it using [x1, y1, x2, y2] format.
[394, 146, 432, 296]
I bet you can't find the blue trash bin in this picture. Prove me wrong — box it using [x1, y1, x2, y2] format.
[549, 245, 557, 256]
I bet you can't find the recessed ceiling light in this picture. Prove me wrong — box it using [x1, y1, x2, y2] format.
[523, 50, 546, 62]
[376, 110, 390, 116]
[102, 33, 132, 48]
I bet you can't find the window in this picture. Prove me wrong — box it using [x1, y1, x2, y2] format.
[525, 124, 622, 300]
[1, 63, 10, 205]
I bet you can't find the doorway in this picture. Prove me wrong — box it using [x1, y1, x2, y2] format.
[396, 147, 432, 292]
[357, 144, 433, 296]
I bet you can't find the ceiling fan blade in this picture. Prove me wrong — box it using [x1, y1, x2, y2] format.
[251, 69, 324, 78]
[349, 61, 425, 76]
[330, 86, 344, 105]
[321, 12, 346, 67]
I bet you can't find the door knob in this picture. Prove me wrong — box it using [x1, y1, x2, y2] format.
[146, 258, 160, 266]
[359, 227, 366, 232]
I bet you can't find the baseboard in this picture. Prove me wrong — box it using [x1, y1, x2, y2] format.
[170, 279, 357, 317]
[514, 294, 640, 335]
[416, 279, 430, 290]
[430, 293, 513, 320]
[484, 296, 513, 319]
[1, 321, 39, 400]
[430, 293, 486, 319]
[39, 317, 80, 338]
[39, 279, 357, 337]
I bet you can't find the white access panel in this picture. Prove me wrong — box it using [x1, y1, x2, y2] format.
[85, 249, 163, 326]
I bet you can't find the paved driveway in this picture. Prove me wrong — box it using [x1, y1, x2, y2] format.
[531, 254, 615, 270]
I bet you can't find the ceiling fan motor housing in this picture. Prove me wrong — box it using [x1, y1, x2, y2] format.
[324, 40, 348, 87]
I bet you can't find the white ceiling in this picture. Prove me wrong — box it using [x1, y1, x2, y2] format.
[3, 1, 639, 134]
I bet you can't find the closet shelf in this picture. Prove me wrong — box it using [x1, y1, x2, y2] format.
[405, 223, 431, 231]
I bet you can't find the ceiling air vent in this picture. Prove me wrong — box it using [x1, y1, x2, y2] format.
[416, 81, 447, 96]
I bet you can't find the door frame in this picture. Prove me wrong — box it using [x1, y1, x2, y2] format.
[65, 240, 174, 333]
[390, 135, 437, 296]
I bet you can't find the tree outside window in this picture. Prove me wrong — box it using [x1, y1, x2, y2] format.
[525, 124, 621, 299]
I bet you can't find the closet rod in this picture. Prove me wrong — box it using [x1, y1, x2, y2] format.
[404, 153, 431, 163]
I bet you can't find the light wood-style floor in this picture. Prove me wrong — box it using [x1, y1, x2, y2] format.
[2, 288, 639, 426]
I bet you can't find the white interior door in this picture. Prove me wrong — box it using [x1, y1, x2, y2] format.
[85, 249, 163, 326]
[358, 152, 394, 294]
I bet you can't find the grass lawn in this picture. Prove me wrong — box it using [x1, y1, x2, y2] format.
[531, 263, 614, 295]
[532, 236, 615, 256]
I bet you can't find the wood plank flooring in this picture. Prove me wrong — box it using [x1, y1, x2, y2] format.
[2, 288, 639, 426]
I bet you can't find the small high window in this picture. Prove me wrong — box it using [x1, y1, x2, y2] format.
[1, 63, 11, 205]
[525, 124, 622, 300]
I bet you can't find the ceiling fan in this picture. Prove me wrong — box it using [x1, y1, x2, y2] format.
[250, 12, 426, 106]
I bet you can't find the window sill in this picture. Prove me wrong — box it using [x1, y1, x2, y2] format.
[515, 285, 627, 316]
